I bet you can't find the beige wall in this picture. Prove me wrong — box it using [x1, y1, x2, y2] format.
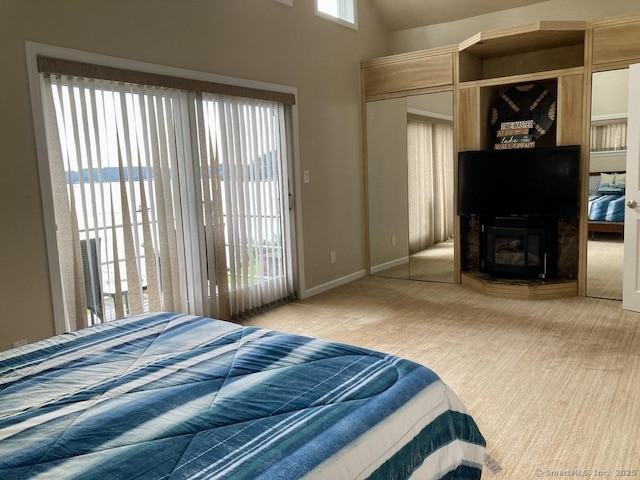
[590, 69, 629, 173]
[0, 0, 388, 350]
[592, 69, 629, 118]
[389, 0, 640, 53]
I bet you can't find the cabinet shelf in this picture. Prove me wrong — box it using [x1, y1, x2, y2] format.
[458, 66, 584, 90]
[458, 21, 586, 83]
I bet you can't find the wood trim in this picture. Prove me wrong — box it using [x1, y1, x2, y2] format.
[458, 66, 585, 89]
[588, 222, 624, 234]
[456, 87, 480, 152]
[592, 59, 640, 73]
[459, 21, 586, 60]
[361, 64, 371, 276]
[556, 74, 584, 146]
[592, 21, 640, 67]
[364, 53, 453, 99]
[365, 84, 454, 103]
[461, 273, 578, 299]
[460, 21, 587, 49]
[588, 12, 640, 29]
[578, 28, 594, 297]
[453, 51, 461, 284]
[361, 45, 457, 69]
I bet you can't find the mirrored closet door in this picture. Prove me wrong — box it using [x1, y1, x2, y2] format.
[366, 92, 454, 283]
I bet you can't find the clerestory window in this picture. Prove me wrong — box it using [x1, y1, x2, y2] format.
[316, 0, 357, 28]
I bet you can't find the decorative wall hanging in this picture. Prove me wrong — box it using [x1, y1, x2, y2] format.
[489, 83, 557, 150]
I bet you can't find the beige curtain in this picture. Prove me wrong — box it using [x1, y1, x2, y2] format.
[407, 119, 454, 254]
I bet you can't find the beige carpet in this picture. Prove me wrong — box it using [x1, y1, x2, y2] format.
[409, 239, 455, 283]
[587, 235, 624, 300]
[241, 276, 640, 478]
[375, 239, 455, 282]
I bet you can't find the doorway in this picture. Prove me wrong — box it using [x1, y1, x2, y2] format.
[586, 69, 628, 300]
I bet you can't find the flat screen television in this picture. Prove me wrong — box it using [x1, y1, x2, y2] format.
[457, 145, 580, 218]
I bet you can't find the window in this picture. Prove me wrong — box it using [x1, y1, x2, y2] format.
[34, 53, 297, 332]
[316, 0, 356, 28]
[590, 117, 628, 152]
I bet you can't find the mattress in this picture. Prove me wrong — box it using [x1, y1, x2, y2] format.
[0, 312, 485, 479]
[588, 194, 625, 222]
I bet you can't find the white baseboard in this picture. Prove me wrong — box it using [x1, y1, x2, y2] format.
[370, 257, 409, 274]
[301, 270, 367, 299]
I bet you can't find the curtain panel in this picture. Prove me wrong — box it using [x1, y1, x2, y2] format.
[407, 119, 454, 254]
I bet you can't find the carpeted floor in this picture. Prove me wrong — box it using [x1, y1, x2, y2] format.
[241, 275, 640, 478]
[378, 235, 624, 300]
[587, 235, 624, 300]
[374, 239, 455, 282]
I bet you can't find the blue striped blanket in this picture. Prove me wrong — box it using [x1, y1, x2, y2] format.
[0, 312, 485, 479]
[588, 194, 625, 222]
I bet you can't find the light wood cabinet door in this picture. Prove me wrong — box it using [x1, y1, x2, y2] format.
[364, 53, 453, 99]
[593, 22, 640, 67]
[557, 74, 584, 146]
[457, 87, 481, 151]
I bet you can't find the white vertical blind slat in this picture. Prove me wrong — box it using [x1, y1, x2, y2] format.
[45, 76, 81, 331]
[203, 99, 231, 319]
[115, 89, 143, 315]
[133, 90, 161, 312]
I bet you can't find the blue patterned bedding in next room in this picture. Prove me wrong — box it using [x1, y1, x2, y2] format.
[588, 194, 625, 222]
[0, 312, 486, 479]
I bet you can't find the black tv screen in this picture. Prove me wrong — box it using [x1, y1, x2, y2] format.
[457, 145, 580, 217]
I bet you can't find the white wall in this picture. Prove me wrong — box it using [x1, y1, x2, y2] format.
[389, 0, 640, 53]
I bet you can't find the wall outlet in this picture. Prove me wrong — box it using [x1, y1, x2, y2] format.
[12, 339, 28, 348]
[303, 170, 310, 183]
[330, 251, 337, 264]
[391, 235, 397, 247]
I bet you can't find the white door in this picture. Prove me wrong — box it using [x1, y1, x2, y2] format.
[623, 63, 640, 311]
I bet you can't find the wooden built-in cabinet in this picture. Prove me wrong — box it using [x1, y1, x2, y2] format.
[361, 13, 640, 298]
[363, 48, 455, 100]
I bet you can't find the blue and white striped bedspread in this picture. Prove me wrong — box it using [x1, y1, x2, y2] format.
[0, 312, 485, 479]
[588, 194, 625, 222]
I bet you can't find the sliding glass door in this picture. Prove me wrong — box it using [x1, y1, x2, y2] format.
[41, 73, 295, 331]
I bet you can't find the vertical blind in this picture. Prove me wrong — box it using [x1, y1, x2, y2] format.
[41, 72, 295, 331]
[407, 119, 454, 254]
[590, 119, 627, 152]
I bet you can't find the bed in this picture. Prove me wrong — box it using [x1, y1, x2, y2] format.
[0, 312, 486, 479]
[588, 172, 625, 236]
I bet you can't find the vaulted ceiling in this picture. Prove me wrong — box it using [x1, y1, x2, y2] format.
[370, 0, 549, 31]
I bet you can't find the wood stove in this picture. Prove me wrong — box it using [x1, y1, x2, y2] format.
[480, 217, 557, 279]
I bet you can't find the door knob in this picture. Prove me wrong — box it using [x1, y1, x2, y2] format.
[627, 199, 638, 209]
